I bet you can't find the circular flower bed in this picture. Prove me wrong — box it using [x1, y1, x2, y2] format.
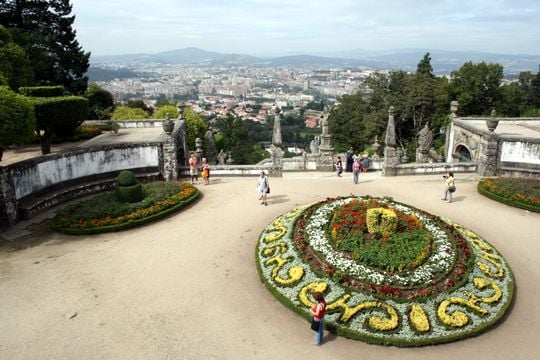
[478, 177, 540, 212]
[256, 196, 515, 346]
[51, 182, 199, 234]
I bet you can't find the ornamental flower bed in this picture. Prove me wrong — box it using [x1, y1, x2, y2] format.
[256, 196, 515, 346]
[51, 182, 199, 234]
[478, 177, 540, 212]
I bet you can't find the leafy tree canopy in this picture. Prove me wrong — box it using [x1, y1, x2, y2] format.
[0, 0, 90, 94]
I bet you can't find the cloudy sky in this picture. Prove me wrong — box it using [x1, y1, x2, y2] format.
[71, 0, 540, 56]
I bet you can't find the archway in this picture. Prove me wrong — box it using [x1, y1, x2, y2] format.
[455, 144, 472, 162]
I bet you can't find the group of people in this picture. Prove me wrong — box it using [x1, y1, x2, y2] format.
[336, 152, 370, 185]
[184, 153, 211, 185]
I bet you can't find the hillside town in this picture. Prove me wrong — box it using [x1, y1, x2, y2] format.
[93, 63, 379, 125]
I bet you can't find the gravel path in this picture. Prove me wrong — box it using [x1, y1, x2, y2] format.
[0, 172, 538, 360]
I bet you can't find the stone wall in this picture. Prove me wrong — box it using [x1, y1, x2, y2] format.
[498, 137, 540, 177]
[389, 162, 477, 176]
[0, 142, 162, 227]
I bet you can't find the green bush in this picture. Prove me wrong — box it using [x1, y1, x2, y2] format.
[19, 86, 64, 97]
[111, 106, 148, 120]
[152, 104, 178, 119]
[117, 170, 138, 186]
[0, 86, 35, 150]
[69, 126, 102, 141]
[115, 183, 144, 203]
[30, 96, 89, 152]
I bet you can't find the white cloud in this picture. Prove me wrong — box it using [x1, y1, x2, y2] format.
[71, 0, 540, 55]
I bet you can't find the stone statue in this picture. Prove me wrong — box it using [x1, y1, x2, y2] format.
[310, 136, 320, 154]
[416, 124, 434, 163]
[195, 137, 203, 166]
[418, 124, 433, 154]
[321, 114, 329, 137]
[164, 158, 173, 181]
[205, 129, 217, 164]
[218, 149, 226, 165]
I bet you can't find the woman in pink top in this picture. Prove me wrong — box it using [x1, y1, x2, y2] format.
[310, 292, 326, 345]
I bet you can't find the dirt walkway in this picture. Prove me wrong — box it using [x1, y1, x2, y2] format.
[0, 172, 539, 360]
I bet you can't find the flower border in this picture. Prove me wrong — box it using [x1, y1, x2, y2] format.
[256, 196, 515, 347]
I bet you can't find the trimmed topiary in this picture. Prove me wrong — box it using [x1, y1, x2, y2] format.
[117, 170, 138, 186]
[115, 170, 144, 203]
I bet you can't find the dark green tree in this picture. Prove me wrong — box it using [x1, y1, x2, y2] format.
[0, 0, 90, 94]
[216, 114, 260, 164]
[449, 62, 504, 116]
[0, 24, 33, 90]
[84, 83, 114, 119]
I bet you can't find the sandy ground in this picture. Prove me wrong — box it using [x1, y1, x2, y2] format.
[0, 171, 539, 360]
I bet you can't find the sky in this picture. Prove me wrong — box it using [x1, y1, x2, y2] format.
[71, 0, 540, 56]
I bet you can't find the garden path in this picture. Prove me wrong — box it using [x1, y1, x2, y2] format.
[0, 172, 539, 360]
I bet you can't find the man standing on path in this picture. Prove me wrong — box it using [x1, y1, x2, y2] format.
[352, 158, 361, 184]
[189, 152, 199, 184]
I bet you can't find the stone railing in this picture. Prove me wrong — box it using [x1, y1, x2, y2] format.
[386, 162, 477, 176]
[83, 119, 165, 128]
[178, 165, 281, 177]
[0, 142, 163, 227]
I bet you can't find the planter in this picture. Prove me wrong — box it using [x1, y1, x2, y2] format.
[162, 119, 174, 134]
[486, 119, 499, 132]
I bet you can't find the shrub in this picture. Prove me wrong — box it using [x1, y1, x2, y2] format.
[117, 170, 138, 186]
[30, 95, 89, 153]
[111, 106, 149, 120]
[19, 86, 64, 97]
[115, 171, 144, 203]
[366, 208, 398, 236]
[0, 86, 35, 156]
[116, 183, 144, 203]
[152, 104, 178, 119]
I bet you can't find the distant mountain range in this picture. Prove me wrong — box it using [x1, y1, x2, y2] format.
[92, 47, 540, 74]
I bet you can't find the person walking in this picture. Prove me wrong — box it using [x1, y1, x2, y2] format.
[201, 158, 210, 185]
[352, 157, 361, 184]
[335, 156, 343, 177]
[257, 171, 269, 206]
[346, 147, 354, 172]
[442, 171, 456, 203]
[188, 152, 199, 184]
[361, 153, 370, 173]
[310, 292, 326, 346]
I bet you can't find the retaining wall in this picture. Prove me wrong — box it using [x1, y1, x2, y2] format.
[0, 142, 163, 227]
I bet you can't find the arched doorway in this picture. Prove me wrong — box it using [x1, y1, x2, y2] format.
[455, 145, 472, 162]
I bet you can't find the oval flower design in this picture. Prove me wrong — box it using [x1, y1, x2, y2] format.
[256, 196, 515, 346]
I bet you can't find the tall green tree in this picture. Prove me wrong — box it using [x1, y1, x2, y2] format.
[84, 83, 114, 119]
[449, 62, 504, 116]
[215, 114, 259, 164]
[0, 24, 33, 90]
[0, 0, 90, 94]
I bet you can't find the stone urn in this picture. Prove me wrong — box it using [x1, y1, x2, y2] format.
[162, 113, 174, 135]
[486, 109, 499, 132]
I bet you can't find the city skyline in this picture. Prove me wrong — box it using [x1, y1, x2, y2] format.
[71, 0, 540, 57]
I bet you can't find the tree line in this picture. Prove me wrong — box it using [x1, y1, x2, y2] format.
[329, 53, 540, 159]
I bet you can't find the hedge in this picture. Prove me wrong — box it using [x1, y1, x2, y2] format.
[30, 96, 89, 139]
[19, 86, 64, 97]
